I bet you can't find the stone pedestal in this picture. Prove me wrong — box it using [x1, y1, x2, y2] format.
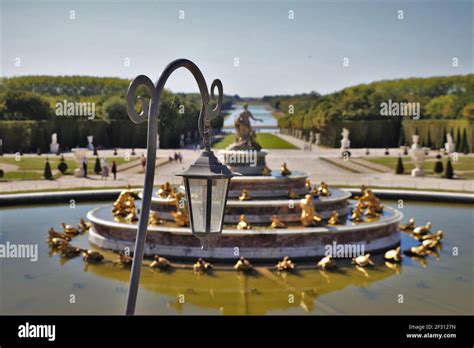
[410, 144, 425, 177]
[50, 143, 59, 154]
[220, 150, 268, 175]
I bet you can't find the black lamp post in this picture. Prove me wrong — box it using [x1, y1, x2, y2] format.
[177, 149, 233, 249]
[124, 59, 232, 315]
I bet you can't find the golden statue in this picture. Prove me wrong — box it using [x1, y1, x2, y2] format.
[82, 250, 104, 263]
[237, 214, 251, 230]
[288, 189, 299, 199]
[352, 253, 375, 267]
[364, 204, 379, 218]
[48, 227, 71, 242]
[406, 244, 430, 257]
[276, 256, 295, 271]
[305, 179, 312, 191]
[355, 198, 366, 210]
[400, 218, 416, 231]
[316, 255, 337, 270]
[112, 189, 139, 218]
[61, 223, 79, 236]
[171, 192, 189, 227]
[300, 194, 322, 226]
[193, 258, 213, 272]
[168, 187, 178, 199]
[148, 211, 162, 226]
[157, 182, 172, 198]
[360, 189, 383, 213]
[419, 230, 443, 241]
[351, 207, 364, 222]
[78, 218, 91, 232]
[125, 205, 139, 223]
[327, 211, 339, 225]
[384, 247, 402, 263]
[113, 252, 133, 266]
[412, 222, 431, 236]
[150, 255, 171, 269]
[261, 164, 271, 176]
[234, 256, 253, 272]
[317, 182, 331, 196]
[270, 215, 286, 229]
[280, 162, 291, 176]
[239, 189, 251, 201]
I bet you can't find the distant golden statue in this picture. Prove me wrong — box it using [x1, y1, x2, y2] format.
[237, 214, 251, 230]
[112, 189, 139, 219]
[327, 211, 339, 225]
[280, 162, 291, 176]
[351, 207, 364, 222]
[317, 182, 331, 196]
[300, 194, 322, 227]
[360, 189, 383, 213]
[171, 192, 189, 227]
[157, 182, 172, 198]
[239, 189, 251, 201]
[270, 215, 286, 229]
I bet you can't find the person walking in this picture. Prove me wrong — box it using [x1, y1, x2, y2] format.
[101, 159, 110, 180]
[140, 154, 146, 171]
[82, 157, 88, 178]
[112, 160, 117, 180]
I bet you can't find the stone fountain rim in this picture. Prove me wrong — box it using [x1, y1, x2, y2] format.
[148, 189, 352, 206]
[86, 204, 403, 236]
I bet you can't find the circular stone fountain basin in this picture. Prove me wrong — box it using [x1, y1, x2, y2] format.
[148, 187, 351, 224]
[228, 171, 308, 198]
[87, 202, 402, 260]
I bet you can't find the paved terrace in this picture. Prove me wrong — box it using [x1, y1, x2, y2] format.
[0, 141, 473, 193]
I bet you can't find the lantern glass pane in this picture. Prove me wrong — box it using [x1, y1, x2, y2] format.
[210, 178, 229, 233]
[188, 178, 208, 233]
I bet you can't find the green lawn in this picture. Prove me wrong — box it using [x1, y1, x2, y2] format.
[366, 156, 474, 178]
[213, 133, 298, 149]
[0, 156, 136, 180]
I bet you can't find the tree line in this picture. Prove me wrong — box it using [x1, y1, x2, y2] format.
[0, 76, 237, 149]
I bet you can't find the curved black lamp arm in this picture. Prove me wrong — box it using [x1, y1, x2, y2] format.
[124, 59, 223, 315]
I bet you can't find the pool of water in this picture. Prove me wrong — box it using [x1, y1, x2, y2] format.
[224, 104, 278, 134]
[0, 200, 472, 315]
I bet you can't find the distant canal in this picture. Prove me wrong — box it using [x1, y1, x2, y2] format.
[0, 200, 472, 315]
[223, 104, 278, 134]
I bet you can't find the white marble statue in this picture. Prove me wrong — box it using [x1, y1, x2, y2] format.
[410, 134, 425, 177]
[315, 133, 321, 146]
[50, 133, 59, 154]
[340, 128, 350, 150]
[87, 135, 94, 151]
[445, 133, 455, 154]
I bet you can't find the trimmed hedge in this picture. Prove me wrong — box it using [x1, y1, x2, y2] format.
[0, 116, 224, 152]
[280, 119, 473, 152]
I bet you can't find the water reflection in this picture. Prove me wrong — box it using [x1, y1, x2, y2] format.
[86, 257, 401, 315]
[1, 200, 472, 315]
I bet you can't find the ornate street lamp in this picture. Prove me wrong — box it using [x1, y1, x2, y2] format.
[124, 59, 233, 315]
[177, 149, 233, 248]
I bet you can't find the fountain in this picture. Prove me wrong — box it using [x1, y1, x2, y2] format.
[86, 109, 403, 261]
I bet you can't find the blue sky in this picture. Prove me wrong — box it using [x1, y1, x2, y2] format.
[1, 0, 472, 97]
